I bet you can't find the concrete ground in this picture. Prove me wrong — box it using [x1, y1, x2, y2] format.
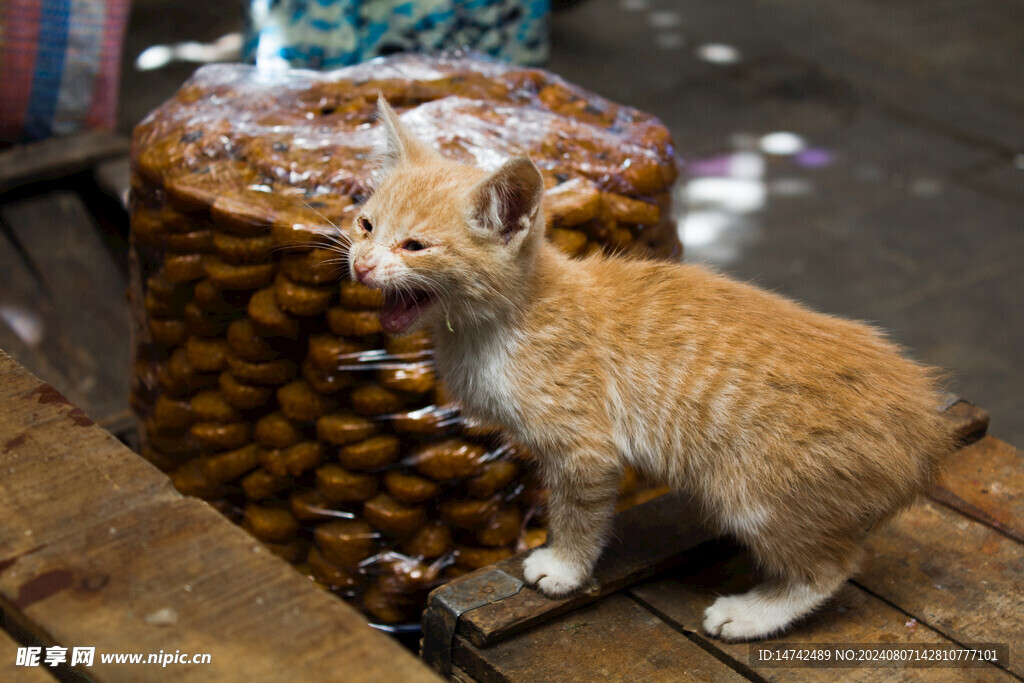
[117, 0, 1023, 445]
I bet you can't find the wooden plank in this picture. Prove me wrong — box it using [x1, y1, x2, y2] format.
[438, 492, 712, 649]
[0, 133, 129, 193]
[0, 231, 80, 403]
[940, 398, 989, 446]
[1, 192, 131, 425]
[629, 544, 1012, 682]
[857, 498, 1024, 677]
[0, 628, 58, 682]
[454, 593, 746, 683]
[932, 436, 1024, 544]
[0, 351, 437, 682]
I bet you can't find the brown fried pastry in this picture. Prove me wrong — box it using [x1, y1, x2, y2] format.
[253, 411, 302, 449]
[543, 177, 602, 228]
[159, 347, 218, 396]
[280, 248, 344, 285]
[227, 352, 296, 385]
[290, 489, 343, 521]
[241, 467, 290, 500]
[454, 545, 514, 571]
[273, 273, 335, 316]
[225, 318, 279, 361]
[337, 434, 400, 471]
[213, 231, 276, 264]
[142, 290, 186, 319]
[244, 503, 299, 543]
[350, 384, 405, 416]
[171, 459, 220, 499]
[163, 229, 214, 253]
[316, 463, 378, 503]
[301, 358, 354, 395]
[402, 521, 452, 559]
[277, 379, 335, 421]
[184, 335, 229, 372]
[602, 192, 660, 225]
[163, 253, 207, 283]
[548, 228, 588, 257]
[144, 420, 200, 459]
[204, 256, 277, 290]
[211, 195, 275, 236]
[412, 439, 487, 481]
[521, 528, 548, 551]
[339, 280, 385, 309]
[390, 405, 459, 436]
[189, 389, 242, 422]
[314, 518, 378, 567]
[200, 443, 261, 484]
[247, 287, 301, 338]
[385, 329, 433, 357]
[326, 306, 382, 337]
[152, 395, 195, 430]
[192, 279, 241, 313]
[362, 583, 408, 624]
[378, 362, 435, 395]
[262, 538, 308, 564]
[466, 460, 519, 498]
[218, 370, 273, 409]
[316, 412, 377, 445]
[476, 506, 522, 547]
[262, 441, 324, 477]
[384, 470, 440, 504]
[307, 333, 369, 370]
[183, 301, 235, 338]
[441, 497, 500, 530]
[189, 421, 251, 451]
[307, 546, 359, 589]
[363, 493, 427, 536]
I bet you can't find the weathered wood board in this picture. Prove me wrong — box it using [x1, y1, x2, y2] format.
[0, 351, 437, 682]
[933, 435, 1024, 543]
[0, 191, 131, 429]
[629, 545, 1012, 683]
[0, 132, 129, 194]
[455, 593, 747, 682]
[857, 498, 1024, 677]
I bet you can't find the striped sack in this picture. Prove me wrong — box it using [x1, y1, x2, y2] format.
[0, 0, 130, 144]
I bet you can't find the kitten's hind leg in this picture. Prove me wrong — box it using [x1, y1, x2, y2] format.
[702, 571, 846, 641]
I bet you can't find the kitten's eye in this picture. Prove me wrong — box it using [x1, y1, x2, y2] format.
[402, 239, 427, 252]
[358, 217, 373, 234]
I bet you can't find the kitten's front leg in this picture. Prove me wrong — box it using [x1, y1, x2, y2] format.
[523, 459, 620, 597]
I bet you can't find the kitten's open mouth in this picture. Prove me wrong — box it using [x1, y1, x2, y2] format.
[379, 288, 436, 334]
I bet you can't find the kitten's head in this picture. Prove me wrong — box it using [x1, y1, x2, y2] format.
[344, 97, 545, 335]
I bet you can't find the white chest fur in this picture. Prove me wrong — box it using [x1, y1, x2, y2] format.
[432, 326, 522, 428]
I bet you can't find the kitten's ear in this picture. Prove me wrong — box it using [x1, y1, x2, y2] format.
[374, 96, 429, 183]
[468, 156, 545, 246]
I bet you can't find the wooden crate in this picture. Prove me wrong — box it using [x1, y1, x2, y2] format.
[0, 133, 135, 437]
[422, 400, 1024, 681]
[0, 350, 438, 681]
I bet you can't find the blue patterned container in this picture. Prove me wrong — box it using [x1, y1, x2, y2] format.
[244, 0, 549, 69]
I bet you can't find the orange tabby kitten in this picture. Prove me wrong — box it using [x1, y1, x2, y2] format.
[344, 98, 953, 641]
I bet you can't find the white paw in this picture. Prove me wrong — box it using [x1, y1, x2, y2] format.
[522, 548, 588, 597]
[703, 595, 774, 642]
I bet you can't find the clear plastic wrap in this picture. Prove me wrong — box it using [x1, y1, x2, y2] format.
[129, 52, 678, 625]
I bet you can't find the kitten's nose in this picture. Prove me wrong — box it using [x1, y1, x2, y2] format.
[353, 261, 376, 285]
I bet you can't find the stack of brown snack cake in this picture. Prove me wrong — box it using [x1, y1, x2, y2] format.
[130, 52, 679, 625]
